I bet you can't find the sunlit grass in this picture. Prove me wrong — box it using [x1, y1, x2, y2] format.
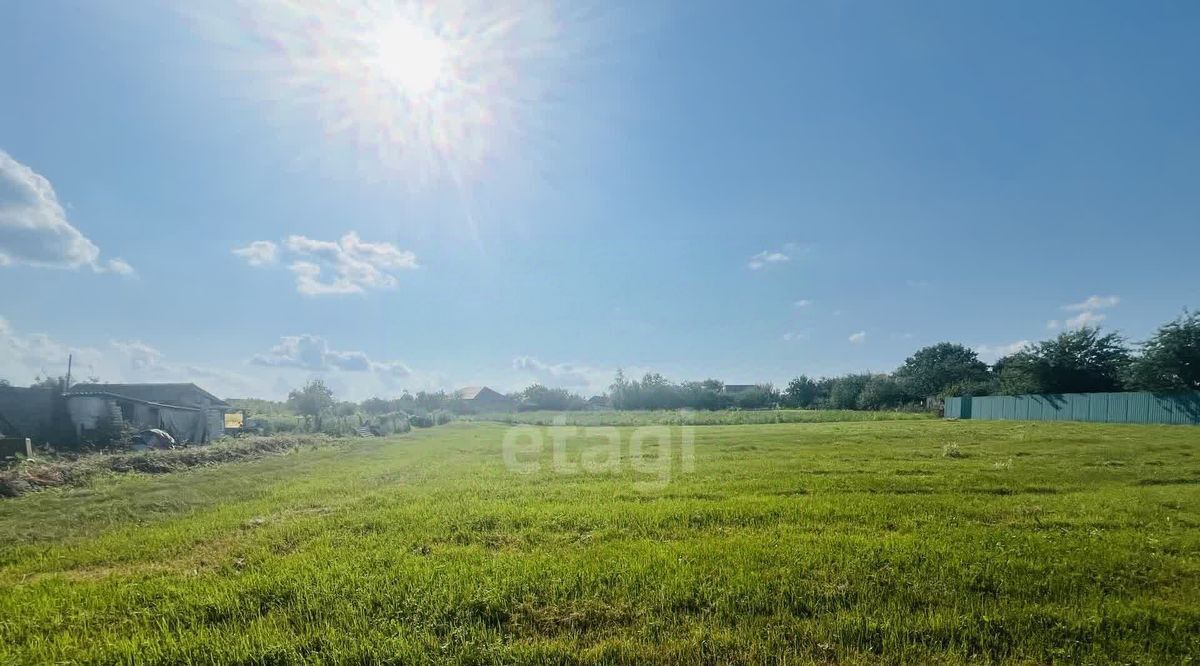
[1, 420, 1197, 663]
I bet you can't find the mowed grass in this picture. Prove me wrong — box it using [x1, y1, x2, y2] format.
[466, 408, 933, 427]
[1, 420, 1198, 664]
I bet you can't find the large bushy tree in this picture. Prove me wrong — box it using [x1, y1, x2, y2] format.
[894, 343, 988, 398]
[287, 379, 335, 431]
[1125, 311, 1200, 391]
[998, 328, 1130, 394]
[784, 375, 819, 408]
[520, 384, 585, 411]
[829, 374, 871, 409]
[857, 374, 907, 410]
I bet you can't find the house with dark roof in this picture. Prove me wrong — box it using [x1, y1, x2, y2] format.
[63, 383, 230, 443]
[454, 386, 514, 411]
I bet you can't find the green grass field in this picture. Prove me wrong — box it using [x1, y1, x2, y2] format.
[2, 420, 1198, 664]
[464, 408, 933, 426]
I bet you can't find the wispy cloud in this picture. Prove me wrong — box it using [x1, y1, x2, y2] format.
[782, 331, 808, 342]
[793, 299, 812, 308]
[1063, 295, 1119, 312]
[1049, 295, 1120, 330]
[0, 150, 132, 275]
[848, 331, 866, 344]
[748, 249, 790, 270]
[0, 317, 257, 396]
[235, 232, 418, 296]
[0, 316, 101, 380]
[974, 340, 1030, 362]
[1065, 310, 1106, 329]
[110, 340, 164, 371]
[252, 334, 410, 376]
[512, 356, 600, 389]
[232, 240, 278, 267]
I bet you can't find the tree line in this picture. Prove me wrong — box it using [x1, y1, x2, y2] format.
[785, 311, 1198, 410]
[547, 310, 1200, 412]
[254, 311, 1198, 416]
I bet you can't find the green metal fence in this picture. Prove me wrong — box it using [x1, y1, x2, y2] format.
[945, 391, 1200, 425]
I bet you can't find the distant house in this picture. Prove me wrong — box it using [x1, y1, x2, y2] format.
[63, 383, 230, 443]
[454, 386, 514, 411]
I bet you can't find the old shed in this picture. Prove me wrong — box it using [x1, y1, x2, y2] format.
[63, 383, 230, 443]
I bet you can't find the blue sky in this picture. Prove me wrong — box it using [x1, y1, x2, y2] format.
[2, 0, 1198, 400]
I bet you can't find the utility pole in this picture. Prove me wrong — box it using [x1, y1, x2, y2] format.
[65, 354, 72, 391]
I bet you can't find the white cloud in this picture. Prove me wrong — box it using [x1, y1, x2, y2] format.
[974, 340, 1030, 362]
[111, 340, 164, 371]
[1063, 295, 1120, 312]
[251, 334, 410, 377]
[793, 299, 812, 308]
[848, 331, 866, 344]
[105, 258, 135, 275]
[748, 250, 790, 270]
[0, 316, 102, 382]
[512, 356, 604, 390]
[1066, 310, 1106, 329]
[289, 261, 364, 296]
[782, 331, 808, 342]
[232, 240, 278, 267]
[0, 150, 132, 274]
[1046, 320, 1060, 330]
[236, 232, 417, 296]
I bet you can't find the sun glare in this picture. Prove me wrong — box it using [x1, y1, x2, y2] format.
[371, 17, 450, 96]
[220, 0, 571, 187]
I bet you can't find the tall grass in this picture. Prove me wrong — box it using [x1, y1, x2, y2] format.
[0, 420, 1196, 664]
[465, 408, 934, 426]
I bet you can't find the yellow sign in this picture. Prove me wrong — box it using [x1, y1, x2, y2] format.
[224, 412, 244, 429]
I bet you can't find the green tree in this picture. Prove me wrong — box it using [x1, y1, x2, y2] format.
[733, 384, 779, 409]
[520, 384, 585, 411]
[287, 379, 335, 431]
[1126, 310, 1200, 391]
[829, 374, 871, 409]
[360, 397, 395, 416]
[894, 343, 988, 398]
[999, 328, 1130, 394]
[784, 375, 818, 408]
[857, 375, 906, 410]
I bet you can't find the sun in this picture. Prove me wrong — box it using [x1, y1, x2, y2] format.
[370, 17, 451, 96]
[221, 0, 572, 187]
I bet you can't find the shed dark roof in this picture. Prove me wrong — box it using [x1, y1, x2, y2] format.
[64, 383, 229, 408]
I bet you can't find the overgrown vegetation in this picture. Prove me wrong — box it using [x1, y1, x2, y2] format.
[0, 420, 1195, 663]
[226, 380, 446, 437]
[0, 434, 338, 498]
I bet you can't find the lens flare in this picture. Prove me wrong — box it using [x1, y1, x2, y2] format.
[214, 0, 572, 187]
